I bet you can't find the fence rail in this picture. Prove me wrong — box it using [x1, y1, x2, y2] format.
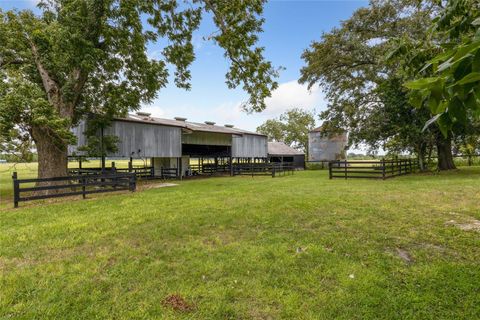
[68, 164, 154, 179]
[160, 167, 178, 179]
[12, 172, 136, 208]
[233, 163, 295, 177]
[329, 159, 418, 180]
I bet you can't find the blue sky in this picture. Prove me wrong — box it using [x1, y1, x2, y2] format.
[1, 0, 368, 131]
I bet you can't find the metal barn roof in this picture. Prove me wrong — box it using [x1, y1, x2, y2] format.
[268, 142, 304, 156]
[116, 114, 266, 137]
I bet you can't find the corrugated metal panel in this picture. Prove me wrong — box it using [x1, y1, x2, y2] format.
[105, 121, 182, 158]
[68, 120, 88, 155]
[268, 141, 304, 156]
[308, 132, 347, 161]
[182, 131, 232, 146]
[232, 134, 268, 158]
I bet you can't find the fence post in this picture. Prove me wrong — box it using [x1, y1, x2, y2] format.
[130, 174, 136, 192]
[272, 165, 276, 178]
[128, 160, 133, 173]
[382, 159, 386, 180]
[12, 172, 19, 208]
[328, 162, 332, 179]
[344, 161, 347, 180]
[82, 177, 86, 199]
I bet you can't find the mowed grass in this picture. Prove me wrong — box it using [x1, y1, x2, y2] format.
[1, 166, 480, 319]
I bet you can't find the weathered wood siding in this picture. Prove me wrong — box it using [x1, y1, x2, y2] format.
[105, 121, 181, 158]
[232, 134, 268, 158]
[182, 131, 232, 146]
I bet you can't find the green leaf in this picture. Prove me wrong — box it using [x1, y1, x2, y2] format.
[473, 49, 480, 72]
[437, 113, 452, 138]
[455, 72, 480, 85]
[405, 77, 441, 90]
[428, 96, 438, 114]
[453, 40, 480, 61]
[447, 97, 467, 124]
[436, 100, 448, 114]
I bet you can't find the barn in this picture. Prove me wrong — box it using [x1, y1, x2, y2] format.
[308, 126, 348, 162]
[267, 142, 305, 169]
[70, 112, 268, 177]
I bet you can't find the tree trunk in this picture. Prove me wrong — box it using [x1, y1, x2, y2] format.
[416, 143, 427, 171]
[32, 126, 68, 182]
[436, 134, 456, 171]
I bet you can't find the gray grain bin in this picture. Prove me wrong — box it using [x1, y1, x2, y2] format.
[308, 126, 348, 161]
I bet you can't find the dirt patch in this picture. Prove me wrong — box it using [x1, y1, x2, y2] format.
[446, 219, 480, 232]
[162, 294, 195, 312]
[396, 248, 414, 264]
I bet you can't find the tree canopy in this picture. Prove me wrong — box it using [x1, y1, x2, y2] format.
[405, 0, 480, 136]
[0, 0, 278, 178]
[298, 0, 468, 170]
[256, 108, 315, 153]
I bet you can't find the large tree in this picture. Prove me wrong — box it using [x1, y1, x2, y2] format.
[0, 0, 278, 179]
[256, 108, 315, 154]
[299, 0, 459, 170]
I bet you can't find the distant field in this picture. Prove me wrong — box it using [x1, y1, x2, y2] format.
[1, 167, 479, 319]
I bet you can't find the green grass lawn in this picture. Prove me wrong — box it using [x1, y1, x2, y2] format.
[1, 167, 479, 319]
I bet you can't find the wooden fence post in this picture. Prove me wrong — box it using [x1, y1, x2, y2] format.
[82, 177, 86, 199]
[128, 160, 133, 173]
[130, 174, 136, 192]
[12, 172, 19, 208]
[344, 161, 347, 180]
[382, 159, 386, 180]
[328, 162, 332, 179]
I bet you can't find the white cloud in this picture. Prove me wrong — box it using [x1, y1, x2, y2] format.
[213, 102, 243, 123]
[263, 80, 325, 116]
[139, 105, 166, 118]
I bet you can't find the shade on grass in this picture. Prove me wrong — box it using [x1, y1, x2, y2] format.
[1, 168, 479, 319]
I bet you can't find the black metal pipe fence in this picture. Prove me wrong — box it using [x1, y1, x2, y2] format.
[12, 171, 136, 208]
[328, 159, 418, 180]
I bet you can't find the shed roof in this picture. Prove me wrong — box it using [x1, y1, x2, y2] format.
[268, 141, 304, 156]
[115, 114, 266, 137]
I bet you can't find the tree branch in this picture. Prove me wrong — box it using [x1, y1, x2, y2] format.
[28, 39, 63, 111]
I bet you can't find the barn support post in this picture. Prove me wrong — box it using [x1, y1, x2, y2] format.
[100, 127, 105, 174]
[177, 157, 182, 180]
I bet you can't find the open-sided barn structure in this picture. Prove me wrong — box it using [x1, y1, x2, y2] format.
[267, 142, 305, 169]
[69, 112, 268, 177]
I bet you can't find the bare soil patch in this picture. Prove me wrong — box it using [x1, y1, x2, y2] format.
[162, 294, 195, 312]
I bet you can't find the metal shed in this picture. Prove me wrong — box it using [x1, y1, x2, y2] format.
[267, 141, 305, 169]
